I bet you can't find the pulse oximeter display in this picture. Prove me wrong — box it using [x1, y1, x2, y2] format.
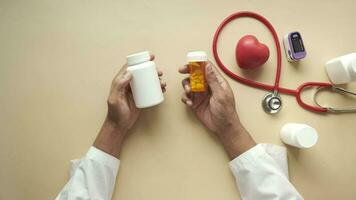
[291, 32, 304, 53]
[283, 31, 306, 61]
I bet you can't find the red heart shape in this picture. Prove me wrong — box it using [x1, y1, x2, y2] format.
[235, 35, 270, 69]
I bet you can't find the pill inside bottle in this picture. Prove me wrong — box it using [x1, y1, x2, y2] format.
[187, 51, 208, 92]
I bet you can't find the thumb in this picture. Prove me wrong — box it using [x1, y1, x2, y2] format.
[117, 72, 132, 92]
[205, 62, 222, 92]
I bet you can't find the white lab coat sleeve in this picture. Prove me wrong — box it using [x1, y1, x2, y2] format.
[55, 147, 120, 200]
[229, 144, 303, 200]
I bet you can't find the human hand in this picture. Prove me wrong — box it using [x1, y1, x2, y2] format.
[94, 55, 166, 158]
[179, 61, 255, 159]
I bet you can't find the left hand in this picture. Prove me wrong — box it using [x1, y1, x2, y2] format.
[179, 61, 255, 159]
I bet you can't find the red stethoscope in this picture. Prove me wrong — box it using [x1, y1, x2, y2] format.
[212, 11, 356, 114]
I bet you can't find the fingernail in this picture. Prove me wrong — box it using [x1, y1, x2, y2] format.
[123, 72, 130, 79]
[187, 100, 192, 106]
[185, 85, 190, 92]
[206, 64, 212, 72]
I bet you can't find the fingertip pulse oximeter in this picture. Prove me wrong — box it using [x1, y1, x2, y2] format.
[283, 32, 306, 62]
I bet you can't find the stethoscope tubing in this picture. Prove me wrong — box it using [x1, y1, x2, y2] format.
[212, 11, 282, 93]
[212, 11, 333, 113]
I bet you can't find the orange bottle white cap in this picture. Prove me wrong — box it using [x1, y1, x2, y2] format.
[187, 51, 208, 62]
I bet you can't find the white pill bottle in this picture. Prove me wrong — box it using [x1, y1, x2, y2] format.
[280, 123, 318, 149]
[325, 53, 356, 84]
[126, 51, 164, 108]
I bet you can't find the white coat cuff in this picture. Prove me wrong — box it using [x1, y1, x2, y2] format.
[229, 144, 265, 170]
[229, 144, 288, 178]
[86, 146, 120, 172]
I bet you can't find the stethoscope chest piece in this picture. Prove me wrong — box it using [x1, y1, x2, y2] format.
[262, 92, 282, 114]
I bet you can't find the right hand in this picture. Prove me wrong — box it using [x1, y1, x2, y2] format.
[94, 54, 166, 158]
[106, 54, 166, 134]
[179, 61, 255, 159]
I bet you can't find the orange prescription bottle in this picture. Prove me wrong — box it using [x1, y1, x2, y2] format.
[187, 51, 208, 92]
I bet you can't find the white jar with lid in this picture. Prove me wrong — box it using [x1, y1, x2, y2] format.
[325, 53, 356, 84]
[280, 123, 318, 149]
[126, 51, 164, 108]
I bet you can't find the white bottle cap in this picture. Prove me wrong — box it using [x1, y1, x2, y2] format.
[126, 51, 150, 66]
[187, 51, 208, 62]
[295, 126, 318, 148]
[280, 123, 318, 148]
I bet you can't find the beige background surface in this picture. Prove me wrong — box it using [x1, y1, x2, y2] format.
[1, 0, 356, 199]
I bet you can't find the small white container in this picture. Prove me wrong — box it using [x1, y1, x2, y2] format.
[325, 53, 356, 84]
[126, 51, 164, 108]
[280, 123, 318, 148]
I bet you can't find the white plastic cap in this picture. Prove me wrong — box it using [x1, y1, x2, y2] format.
[127, 51, 150, 66]
[187, 51, 208, 62]
[295, 126, 318, 148]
